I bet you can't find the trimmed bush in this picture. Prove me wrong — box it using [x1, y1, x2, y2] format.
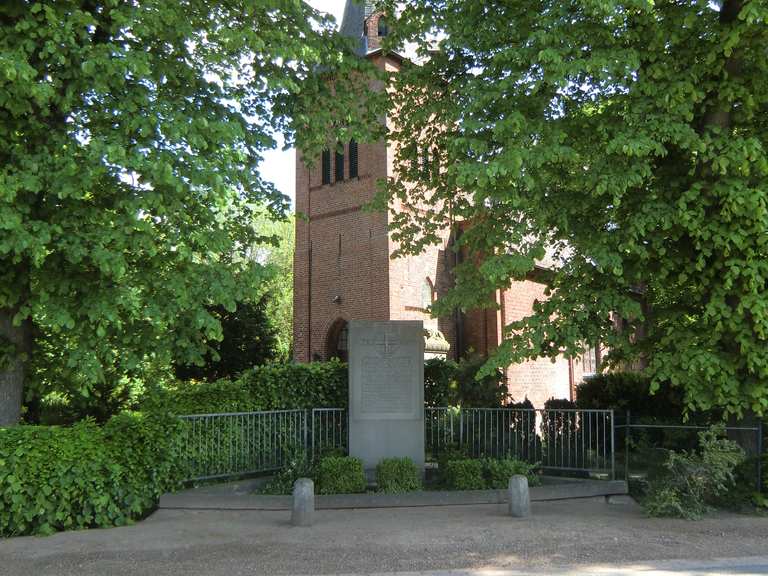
[316, 456, 366, 494]
[0, 411, 183, 536]
[160, 360, 348, 415]
[436, 442, 469, 476]
[240, 360, 347, 410]
[484, 458, 540, 488]
[576, 372, 686, 421]
[442, 457, 540, 490]
[544, 398, 576, 410]
[103, 411, 186, 516]
[376, 457, 422, 493]
[160, 378, 252, 415]
[443, 459, 485, 490]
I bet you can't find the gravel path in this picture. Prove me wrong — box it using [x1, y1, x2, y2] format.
[1, 497, 767, 576]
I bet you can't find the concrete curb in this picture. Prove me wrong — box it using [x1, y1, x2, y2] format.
[159, 479, 628, 511]
[302, 556, 768, 576]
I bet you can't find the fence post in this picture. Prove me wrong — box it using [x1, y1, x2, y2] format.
[610, 409, 615, 480]
[625, 410, 630, 482]
[757, 419, 763, 493]
[459, 408, 464, 447]
[345, 407, 350, 455]
[310, 409, 315, 462]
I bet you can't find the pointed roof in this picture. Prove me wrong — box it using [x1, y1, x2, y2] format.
[339, 0, 376, 56]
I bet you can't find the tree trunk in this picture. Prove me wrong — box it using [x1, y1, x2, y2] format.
[0, 307, 29, 426]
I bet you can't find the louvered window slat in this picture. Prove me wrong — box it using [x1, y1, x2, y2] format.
[349, 140, 358, 178]
[321, 150, 331, 185]
[335, 146, 345, 182]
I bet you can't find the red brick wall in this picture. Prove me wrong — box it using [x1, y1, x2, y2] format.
[387, 235, 456, 356]
[500, 280, 573, 407]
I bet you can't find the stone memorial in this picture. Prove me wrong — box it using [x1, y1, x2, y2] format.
[348, 320, 425, 472]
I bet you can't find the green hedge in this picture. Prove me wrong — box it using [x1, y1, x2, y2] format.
[240, 361, 347, 410]
[316, 456, 366, 495]
[161, 360, 348, 415]
[376, 457, 422, 493]
[0, 411, 184, 536]
[103, 412, 186, 514]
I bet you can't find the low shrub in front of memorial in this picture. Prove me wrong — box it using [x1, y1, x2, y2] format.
[0, 411, 184, 536]
[376, 457, 422, 493]
[259, 446, 316, 495]
[442, 459, 486, 490]
[642, 425, 745, 519]
[316, 456, 366, 494]
[484, 458, 541, 489]
[442, 457, 541, 490]
[436, 442, 469, 473]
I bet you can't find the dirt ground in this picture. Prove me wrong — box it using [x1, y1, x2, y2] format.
[1, 497, 767, 576]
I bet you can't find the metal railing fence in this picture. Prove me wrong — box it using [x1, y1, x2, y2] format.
[311, 407, 347, 458]
[178, 407, 765, 487]
[614, 413, 764, 491]
[179, 406, 616, 482]
[425, 407, 615, 477]
[179, 408, 347, 481]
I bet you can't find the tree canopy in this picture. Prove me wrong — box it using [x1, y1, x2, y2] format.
[0, 0, 380, 424]
[382, 0, 768, 416]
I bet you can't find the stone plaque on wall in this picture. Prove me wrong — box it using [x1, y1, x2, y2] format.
[348, 320, 424, 471]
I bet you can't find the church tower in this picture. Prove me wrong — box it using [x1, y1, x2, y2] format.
[293, 1, 594, 406]
[292, 1, 455, 363]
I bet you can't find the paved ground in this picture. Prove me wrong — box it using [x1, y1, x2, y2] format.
[1, 498, 767, 576]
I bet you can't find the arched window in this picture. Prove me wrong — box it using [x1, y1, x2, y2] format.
[377, 17, 388, 37]
[326, 318, 348, 362]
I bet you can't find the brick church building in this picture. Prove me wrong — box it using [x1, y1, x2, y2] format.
[293, 1, 597, 407]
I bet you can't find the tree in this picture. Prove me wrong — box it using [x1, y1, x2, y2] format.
[0, 1, 381, 425]
[173, 296, 279, 382]
[253, 215, 295, 362]
[382, 0, 768, 416]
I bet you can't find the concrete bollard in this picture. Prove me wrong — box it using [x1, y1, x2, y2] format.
[291, 478, 315, 527]
[508, 475, 530, 518]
